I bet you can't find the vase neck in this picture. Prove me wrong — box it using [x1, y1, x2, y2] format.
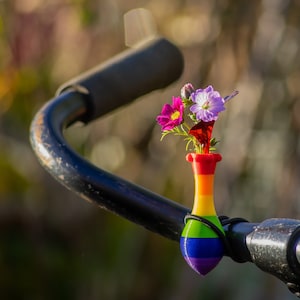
[186, 153, 222, 217]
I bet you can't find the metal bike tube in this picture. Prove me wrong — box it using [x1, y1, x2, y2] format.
[30, 90, 189, 242]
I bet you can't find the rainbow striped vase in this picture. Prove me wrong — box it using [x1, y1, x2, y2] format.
[180, 153, 224, 276]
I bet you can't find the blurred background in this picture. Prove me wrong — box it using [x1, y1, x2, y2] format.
[1, 0, 300, 299]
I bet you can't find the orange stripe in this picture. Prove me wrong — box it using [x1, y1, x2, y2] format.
[194, 174, 214, 195]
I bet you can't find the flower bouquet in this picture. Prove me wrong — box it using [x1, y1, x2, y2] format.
[156, 84, 238, 275]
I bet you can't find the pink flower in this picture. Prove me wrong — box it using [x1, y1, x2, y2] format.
[156, 96, 184, 131]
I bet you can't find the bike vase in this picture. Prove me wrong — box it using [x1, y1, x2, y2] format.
[180, 153, 224, 276]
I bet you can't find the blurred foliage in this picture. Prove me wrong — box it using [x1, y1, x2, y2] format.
[1, 0, 300, 299]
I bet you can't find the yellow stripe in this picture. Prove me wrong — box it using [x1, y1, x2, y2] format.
[191, 195, 217, 216]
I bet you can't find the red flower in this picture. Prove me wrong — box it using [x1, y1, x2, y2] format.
[189, 121, 215, 154]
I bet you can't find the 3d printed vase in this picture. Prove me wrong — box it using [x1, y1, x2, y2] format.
[180, 153, 224, 275]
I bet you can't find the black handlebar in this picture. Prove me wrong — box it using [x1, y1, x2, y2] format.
[56, 38, 184, 123]
[29, 37, 300, 297]
[30, 38, 186, 242]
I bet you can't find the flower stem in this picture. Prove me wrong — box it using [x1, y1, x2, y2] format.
[182, 122, 191, 132]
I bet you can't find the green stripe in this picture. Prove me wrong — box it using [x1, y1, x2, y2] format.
[181, 216, 224, 238]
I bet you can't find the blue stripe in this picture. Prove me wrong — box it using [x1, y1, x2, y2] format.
[180, 237, 224, 258]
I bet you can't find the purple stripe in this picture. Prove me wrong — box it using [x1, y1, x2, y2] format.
[183, 256, 222, 276]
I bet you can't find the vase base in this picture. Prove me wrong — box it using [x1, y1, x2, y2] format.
[183, 256, 222, 276]
[180, 236, 224, 275]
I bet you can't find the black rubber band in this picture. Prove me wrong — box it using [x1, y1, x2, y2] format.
[219, 215, 249, 227]
[184, 214, 249, 261]
[219, 215, 249, 261]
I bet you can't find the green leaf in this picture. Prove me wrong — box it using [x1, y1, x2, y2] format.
[182, 98, 193, 107]
[210, 137, 220, 147]
[188, 113, 198, 123]
[160, 131, 172, 141]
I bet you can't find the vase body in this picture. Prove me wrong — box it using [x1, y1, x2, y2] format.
[180, 153, 224, 275]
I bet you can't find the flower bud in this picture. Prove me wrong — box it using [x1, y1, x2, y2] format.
[181, 83, 195, 99]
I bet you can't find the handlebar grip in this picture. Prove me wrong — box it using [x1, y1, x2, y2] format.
[56, 37, 184, 122]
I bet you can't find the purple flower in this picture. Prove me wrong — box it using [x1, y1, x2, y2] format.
[190, 85, 225, 122]
[156, 96, 184, 131]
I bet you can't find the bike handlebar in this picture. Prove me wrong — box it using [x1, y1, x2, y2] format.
[56, 38, 184, 123]
[29, 37, 300, 297]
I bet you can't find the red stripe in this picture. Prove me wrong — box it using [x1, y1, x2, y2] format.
[186, 153, 222, 174]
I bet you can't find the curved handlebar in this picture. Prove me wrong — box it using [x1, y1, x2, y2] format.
[29, 38, 300, 297]
[56, 38, 184, 123]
